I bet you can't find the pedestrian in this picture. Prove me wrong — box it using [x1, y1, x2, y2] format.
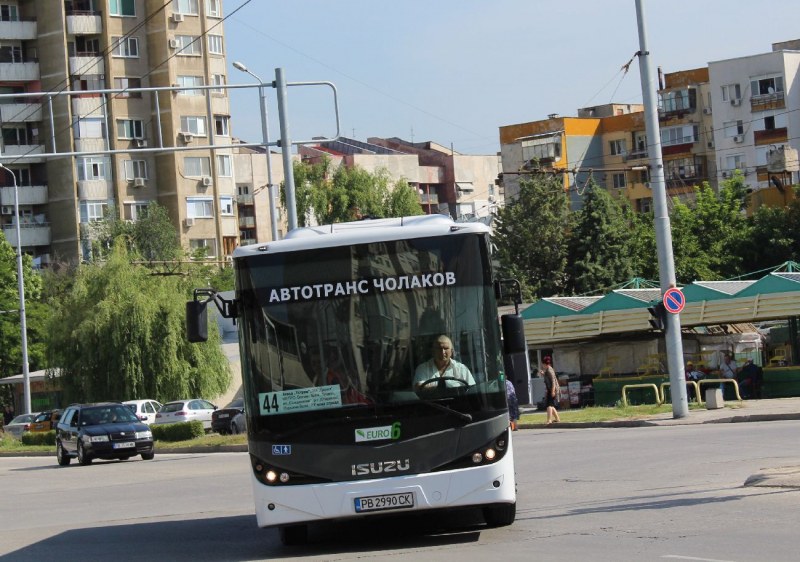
[720, 353, 739, 394]
[3, 404, 14, 426]
[505, 378, 519, 431]
[540, 356, 561, 425]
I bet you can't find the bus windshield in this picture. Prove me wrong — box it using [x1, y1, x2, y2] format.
[236, 232, 505, 436]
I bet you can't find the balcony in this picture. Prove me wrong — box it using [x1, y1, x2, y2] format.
[72, 97, 104, 117]
[419, 193, 439, 205]
[0, 103, 42, 122]
[751, 92, 785, 112]
[68, 55, 103, 75]
[77, 179, 111, 199]
[625, 149, 649, 162]
[0, 144, 44, 163]
[238, 216, 255, 228]
[239, 237, 257, 246]
[1, 223, 51, 247]
[0, 184, 47, 206]
[66, 14, 102, 35]
[236, 194, 254, 206]
[0, 61, 39, 81]
[75, 137, 108, 154]
[754, 127, 788, 146]
[0, 19, 37, 40]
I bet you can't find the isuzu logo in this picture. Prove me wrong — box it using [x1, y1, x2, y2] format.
[351, 459, 411, 476]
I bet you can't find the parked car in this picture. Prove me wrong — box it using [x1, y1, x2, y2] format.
[211, 398, 244, 435]
[29, 410, 62, 432]
[122, 399, 162, 425]
[55, 402, 154, 466]
[152, 399, 217, 430]
[2, 413, 39, 439]
[230, 410, 247, 435]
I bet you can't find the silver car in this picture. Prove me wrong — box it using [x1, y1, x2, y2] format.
[3, 413, 39, 439]
[152, 399, 217, 430]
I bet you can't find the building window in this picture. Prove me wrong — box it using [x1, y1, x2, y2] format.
[725, 154, 745, 172]
[612, 173, 626, 189]
[184, 156, 211, 177]
[609, 139, 626, 156]
[113, 77, 142, 98]
[721, 83, 741, 102]
[76, 157, 109, 180]
[0, 4, 19, 21]
[80, 200, 108, 222]
[123, 159, 148, 180]
[214, 115, 229, 136]
[75, 117, 104, 138]
[211, 74, 226, 94]
[665, 157, 701, 180]
[175, 35, 201, 55]
[180, 116, 206, 135]
[189, 238, 217, 258]
[636, 198, 652, 213]
[237, 184, 250, 196]
[186, 196, 213, 218]
[750, 75, 784, 97]
[723, 120, 744, 138]
[0, 44, 23, 63]
[2, 126, 31, 145]
[216, 154, 232, 176]
[219, 196, 233, 215]
[123, 202, 150, 221]
[109, 0, 135, 17]
[661, 125, 698, 146]
[207, 0, 221, 17]
[111, 36, 139, 58]
[173, 0, 198, 14]
[207, 34, 224, 55]
[177, 75, 203, 96]
[116, 119, 145, 139]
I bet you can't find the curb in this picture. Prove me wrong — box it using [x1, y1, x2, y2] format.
[0, 444, 248, 458]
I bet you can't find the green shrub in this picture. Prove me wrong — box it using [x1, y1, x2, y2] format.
[22, 430, 56, 446]
[151, 421, 205, 442]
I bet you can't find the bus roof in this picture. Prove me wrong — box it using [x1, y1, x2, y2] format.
[233, 215, 490, 258]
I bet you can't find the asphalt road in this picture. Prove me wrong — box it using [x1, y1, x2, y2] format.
[2, 421, 799, 561]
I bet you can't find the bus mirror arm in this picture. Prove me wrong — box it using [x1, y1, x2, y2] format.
[193, 288, 239, 319]
[495, 278, 522, 314]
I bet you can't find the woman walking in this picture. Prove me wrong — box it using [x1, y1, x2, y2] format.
[541, 356, 561, 425]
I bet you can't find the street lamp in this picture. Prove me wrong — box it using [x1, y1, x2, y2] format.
[0, 163, 31, 414]
[232, 61, 280, 241]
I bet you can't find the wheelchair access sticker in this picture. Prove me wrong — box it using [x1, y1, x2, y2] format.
[272, 445, 291, 456]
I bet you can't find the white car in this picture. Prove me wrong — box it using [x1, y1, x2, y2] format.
[152, 399, 217, 430]
[123, 399, 163, 425]
[3, 413, 39, 439]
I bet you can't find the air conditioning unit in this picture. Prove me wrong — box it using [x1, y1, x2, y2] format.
[168, 38, 180, 49]
[731, 98, 742, 107]
[184, 217, 195, 228]
[1, 205, 12, 215]
[179, 132, 193, 143]
[707, 141, 714, 149]
[703, 107, 712, 115]
[722, 171, 729, 179]
[201, 176, 212, 187]
[171, 12, 184, 23]
[644, 182, 651, 189]
[135, 139, 148, 148]
[733, 134, 744, 143]
[133, 177, 146, 187]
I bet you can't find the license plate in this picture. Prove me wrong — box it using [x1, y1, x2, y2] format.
[218, 413, 229, 418]
[354, 492, 414, 513]
[113, 442, 135, 449]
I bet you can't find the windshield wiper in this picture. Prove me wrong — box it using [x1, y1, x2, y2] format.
[415, 399, 473, 423]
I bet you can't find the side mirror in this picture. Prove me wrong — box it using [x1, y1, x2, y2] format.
[186, 300, 208, 342]
[501, 314, 526, 354]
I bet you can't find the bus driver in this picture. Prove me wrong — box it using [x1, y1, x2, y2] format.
[413, 335, 475, 391]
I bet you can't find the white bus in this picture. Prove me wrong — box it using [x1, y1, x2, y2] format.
[188, 214, 524, 544]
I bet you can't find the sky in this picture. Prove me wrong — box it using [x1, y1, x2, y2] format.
[222, 0, 800, 155]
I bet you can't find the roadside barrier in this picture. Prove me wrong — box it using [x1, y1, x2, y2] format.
[621, 383, 662, 407]
[660, 381, 702, 404]
[698, 378, 743, 402]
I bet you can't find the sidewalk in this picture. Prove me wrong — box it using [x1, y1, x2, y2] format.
[519, 396, 800, 489]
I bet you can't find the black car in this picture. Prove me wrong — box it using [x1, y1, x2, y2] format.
[211, 398, 244, 435]
[56, 403, 155, 466]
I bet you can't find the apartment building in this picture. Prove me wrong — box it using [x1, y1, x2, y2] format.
[0, 0, 235, 264]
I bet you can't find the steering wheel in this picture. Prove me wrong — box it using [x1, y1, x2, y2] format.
[417, 376, 470, 390]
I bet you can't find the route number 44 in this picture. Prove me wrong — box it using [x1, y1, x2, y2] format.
[262, 393, 280, 413]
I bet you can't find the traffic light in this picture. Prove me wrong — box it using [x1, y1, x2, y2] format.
[647, 302, 667, 331]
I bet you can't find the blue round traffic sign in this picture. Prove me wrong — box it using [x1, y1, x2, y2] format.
[663, 287, 685, 314]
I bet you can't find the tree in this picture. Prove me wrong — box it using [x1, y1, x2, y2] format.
[492, 174, 569, 300]
[566, 181, 634, 294]
[45, 243, 230, 403]
[0, 232, 46, 380]
[87, 202, 181, 263]
[287, 158, 422, 225]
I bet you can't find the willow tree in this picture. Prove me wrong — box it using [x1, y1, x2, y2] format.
[45, 243, 230, 403]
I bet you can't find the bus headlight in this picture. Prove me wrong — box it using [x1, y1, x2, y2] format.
[266, 470, 278, 483]
[472, 452, 483, 464]
[484, 448, 497, 461]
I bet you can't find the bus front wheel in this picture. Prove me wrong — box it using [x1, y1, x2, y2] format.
[279, 524, 308, 546]
[483, 502, 516, 527]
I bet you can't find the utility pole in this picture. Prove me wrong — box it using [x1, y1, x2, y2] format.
[635, 0, 688, 418]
